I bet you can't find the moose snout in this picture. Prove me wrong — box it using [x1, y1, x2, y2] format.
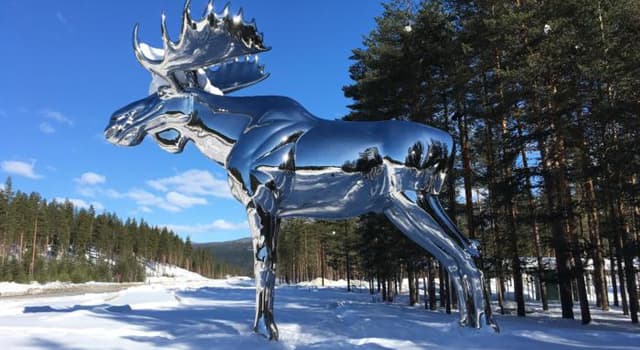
[105, 95, 158, 146]
[104, 124, 122, 144]
[104, 119, 143, 146]
[104, 110, 127, 143]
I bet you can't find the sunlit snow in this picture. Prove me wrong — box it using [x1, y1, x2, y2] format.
[0, 267, 638, 349]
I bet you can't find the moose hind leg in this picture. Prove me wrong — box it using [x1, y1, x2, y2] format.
[417, 192, 478, 257]
[384, 192, 485, 328]
[247, 205, 280, 340]
[418, 192, 497, 329]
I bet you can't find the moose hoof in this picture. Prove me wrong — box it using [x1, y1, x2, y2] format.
[253, 322, 279, 341]
[485, 314, 500, 333]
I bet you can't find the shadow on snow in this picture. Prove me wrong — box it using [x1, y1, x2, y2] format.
[23, 284, 640, 350]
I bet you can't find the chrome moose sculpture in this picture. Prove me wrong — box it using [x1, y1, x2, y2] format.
[105, 1, 495, 340]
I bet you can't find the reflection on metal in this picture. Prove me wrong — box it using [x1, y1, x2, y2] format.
[105, 1, 496, 340]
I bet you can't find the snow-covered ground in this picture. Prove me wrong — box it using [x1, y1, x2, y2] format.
[0, 270, 638, 349]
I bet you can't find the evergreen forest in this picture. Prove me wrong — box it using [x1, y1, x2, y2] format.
[0, 177, 239, 284]
[276, 0, 639, 325]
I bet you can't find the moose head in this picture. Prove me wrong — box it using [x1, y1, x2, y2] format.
[105, 0, 269, 153]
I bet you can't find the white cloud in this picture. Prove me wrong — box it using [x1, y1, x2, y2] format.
[42, 109, 73, 126]
[55, 197, 104, 212]
[74, 170, 224, 214]
[0, 183, 4, 191]
[166, 191, 207, 208]
[75, 172, 106, 185]
[1, 160, 43, 179]
[77, 186, 123, 199]
[77, 186, 99, 198]
[127, 189, 179, 212]
[147, 169, 231, 198]
[39, 122, 55, 134]
[104, 188, 124, 199]
[125, 189, 207, 213]
[162, 219, 248, 235]
[210, 219, 249, 230]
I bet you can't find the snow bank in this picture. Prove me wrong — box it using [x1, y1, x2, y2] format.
[0, 280, 119, 297]
[296, 278, 369, 289]
[0, 263, 210, 298]
[0, 275, 638, 349]
[145, 262, 208, 283]
[0, 281, 56, 295]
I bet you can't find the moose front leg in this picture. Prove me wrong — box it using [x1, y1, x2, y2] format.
[247, 204, 280, 340]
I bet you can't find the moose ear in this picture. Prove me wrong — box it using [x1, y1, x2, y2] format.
[149, 73, 171, 95]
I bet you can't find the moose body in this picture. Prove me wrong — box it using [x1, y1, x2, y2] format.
[260, 118, 454, 219]
[106, 2, 495, 341]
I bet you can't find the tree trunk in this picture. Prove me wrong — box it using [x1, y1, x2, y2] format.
[553, 131, 592, 322]
[584, 179, 608, 310]
[609, 240, 620, 307]
[508, 204, 525, 316]
[556, 135, 590, 324]
[423, 272, 429, 309]
[414, 269, 420, 304]
[29, 211, 38, 276]
[500, 116, 525, 317]
[345, 221, 351, 292]
[408, 265, 417, 306]
[611, 197, 630, 315]
[497, 267, 505, 315]
[457, 112, 475, 240]
[618, 201, 639, 323]
[381, 277, 387, 301]
[517, 117, 548, 311]
[428, 258, 437, 310]
[539, 135, 574, 319]
[438, 263, 445, 308]
[616, 235, 629, 315]
[19, 231, 24, 262]
[1, 236, 6, 265]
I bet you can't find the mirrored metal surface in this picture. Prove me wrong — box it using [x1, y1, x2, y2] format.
[105, 1, 497, 340]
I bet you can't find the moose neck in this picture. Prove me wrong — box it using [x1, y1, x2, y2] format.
[175, 92, 320, 166]
[178, 94, 253, 166]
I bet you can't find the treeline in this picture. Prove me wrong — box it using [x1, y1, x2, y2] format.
[278, 217, 430, 304]
[278, 0, 640, 324]
[277, 216, 473, 312]
[0, 177, 233, 283]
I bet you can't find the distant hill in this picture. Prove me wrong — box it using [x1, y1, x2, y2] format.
[195, 238, 253, 276]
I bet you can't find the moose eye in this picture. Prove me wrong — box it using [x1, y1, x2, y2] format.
[156, 128, 180, 143]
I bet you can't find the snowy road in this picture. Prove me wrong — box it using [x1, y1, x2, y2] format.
[0, 276, 638, 349]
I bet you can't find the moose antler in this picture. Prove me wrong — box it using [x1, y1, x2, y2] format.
[133, 0, 270, 91]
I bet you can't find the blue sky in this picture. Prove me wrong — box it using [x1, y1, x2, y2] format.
[0, 1, 383, 242]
